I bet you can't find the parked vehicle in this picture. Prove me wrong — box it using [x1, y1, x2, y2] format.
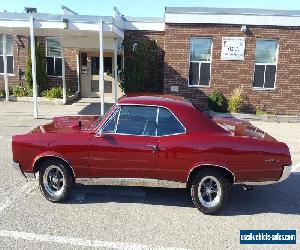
[11, 95, 292, 214]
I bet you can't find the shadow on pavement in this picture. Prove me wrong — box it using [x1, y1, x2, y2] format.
[67, 173, 300, 215]
[77, 103, 113, 115]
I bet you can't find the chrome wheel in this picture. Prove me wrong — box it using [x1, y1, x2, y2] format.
[43, 166, 65, 197]
[198, 176, 221, 208]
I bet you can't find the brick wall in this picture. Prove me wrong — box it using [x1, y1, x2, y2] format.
[164, 24, 300, 115]
[124, 30, 165, 91]
[64, 48, 78, 93]
[0, 35, 78, 93]
[0, 35, 28, 90]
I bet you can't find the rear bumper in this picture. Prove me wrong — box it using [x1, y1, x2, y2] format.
[237, 165, 293, 186]
[12, 161, 35, 180]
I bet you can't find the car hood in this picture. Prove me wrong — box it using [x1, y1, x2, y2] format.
[30, 115, 100, 134]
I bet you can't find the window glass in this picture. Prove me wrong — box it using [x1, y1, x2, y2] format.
[91, 57, 99, 75]
[264, 65, 276, 88]
[102, 108, 120, 133]
[117, 106, 157, 136]
[190, 38, 212, 61]
[199, 62, 210, 86]
[7, 56, 13, 74]
[0, 36, 2, 55]
[104, 57, 112, 75]
[255, 40, 277, 64]
[189, 62, 199, 85]
[253, 65, 265, 88]
[0, 56, 3, 73]
[55, 58, 62, 76]
[5, 36, 13, 55]
[47, 38, 61, 57]
[157, 108, 185, 136]
[46, 57, 55, 76]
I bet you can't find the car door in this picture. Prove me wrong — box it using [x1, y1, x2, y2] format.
[89, 105, 159, 178]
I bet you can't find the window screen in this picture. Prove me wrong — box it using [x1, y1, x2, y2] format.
[157, 108, 185, 136]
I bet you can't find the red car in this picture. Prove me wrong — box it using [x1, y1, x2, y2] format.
[12, 95, 292, 214]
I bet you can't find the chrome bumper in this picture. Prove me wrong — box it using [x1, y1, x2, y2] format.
[237, 165, 293, 186]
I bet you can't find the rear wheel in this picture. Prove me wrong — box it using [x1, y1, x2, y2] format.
[190, 169, 228, 215]
[39, 159, 74, 202]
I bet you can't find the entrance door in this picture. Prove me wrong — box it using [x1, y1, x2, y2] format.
[80, 52, 115, 98]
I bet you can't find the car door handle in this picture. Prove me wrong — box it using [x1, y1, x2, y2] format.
[146, 144, 160, 152]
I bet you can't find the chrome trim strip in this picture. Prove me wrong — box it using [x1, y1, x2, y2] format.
[77, 178, 186, 189]
[236, 165, 293, 186]
[187, 164, 236, 183]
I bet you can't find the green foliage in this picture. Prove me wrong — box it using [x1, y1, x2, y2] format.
[42, 86, 63, 99]
[12, 85, 33, 97]
[228, 86, 245, 113]
[0, 89, 5, 98]
[208, 90, 228, 112]
[25, 40, 47, 93]
[121, 38, 162, 93]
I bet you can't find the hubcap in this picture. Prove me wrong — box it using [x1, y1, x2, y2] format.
[43, 166, 65, 197]
[198, 176, 221, 208]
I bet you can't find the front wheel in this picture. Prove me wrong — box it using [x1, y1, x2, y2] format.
[191, 169, 228, 215]
[39, 159, 74, 202]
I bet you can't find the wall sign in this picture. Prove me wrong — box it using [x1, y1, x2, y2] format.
[221, 37, 245, 61]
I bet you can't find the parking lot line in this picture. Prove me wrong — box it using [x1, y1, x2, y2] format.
[0, 230, 187, 250]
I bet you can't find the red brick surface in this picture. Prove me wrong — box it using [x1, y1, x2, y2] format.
[163, 24, 300, 115]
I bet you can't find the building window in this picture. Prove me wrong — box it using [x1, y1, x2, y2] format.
[0, 35, 14, 74]
[46, 37, 62, 76]
[189, 38, 212, 86]
[253, 39, 278, 89]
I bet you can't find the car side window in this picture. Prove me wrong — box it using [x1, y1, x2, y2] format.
[157, 108, 185, 136]
[116, 105, 158, 136]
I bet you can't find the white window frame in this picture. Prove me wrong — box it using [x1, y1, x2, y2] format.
[253, 39, 279, 90]
[46, 37, 62, 77]
[188, 37, 213, 88]
[0, 34, 14, 76]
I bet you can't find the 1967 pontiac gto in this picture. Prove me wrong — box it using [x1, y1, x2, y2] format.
[12, 95, 292, 214]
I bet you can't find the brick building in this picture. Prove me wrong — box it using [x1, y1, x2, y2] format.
[1, 7, 300, 114]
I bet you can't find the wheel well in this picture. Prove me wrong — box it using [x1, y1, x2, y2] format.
[33, 156, 75, 178]
[187, 165, 234, 188]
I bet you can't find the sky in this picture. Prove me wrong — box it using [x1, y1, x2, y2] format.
[1, 0, 300, 17]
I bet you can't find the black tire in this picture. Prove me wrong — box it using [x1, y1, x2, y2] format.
[39, 159, 74, 202]
[190, 169, 228, 215]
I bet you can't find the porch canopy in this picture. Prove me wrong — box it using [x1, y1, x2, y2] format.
[0, 12, 124, 118]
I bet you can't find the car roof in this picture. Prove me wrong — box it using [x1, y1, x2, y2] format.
[117, 94, 193, 108]
[117, 94, 226, 134]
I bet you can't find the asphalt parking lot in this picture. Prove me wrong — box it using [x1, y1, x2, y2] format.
[0, 101, 299, 249]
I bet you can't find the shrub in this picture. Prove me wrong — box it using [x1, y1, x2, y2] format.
[25, 40, 47, 92]
[121, 38, 162, 93]
[12, 85, 33, 97]
[208, 90, 228, 112]
[42, 86, 63, 99]
[0, 89, 5, 98]
[228, 86, 245, 113]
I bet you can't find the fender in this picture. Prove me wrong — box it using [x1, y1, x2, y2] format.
[186, 161, 235, 183]
[32, 151, 75, 177]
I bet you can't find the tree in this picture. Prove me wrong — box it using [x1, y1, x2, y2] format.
[120, 38, 162, 93]
[25, 39, 47, 94]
